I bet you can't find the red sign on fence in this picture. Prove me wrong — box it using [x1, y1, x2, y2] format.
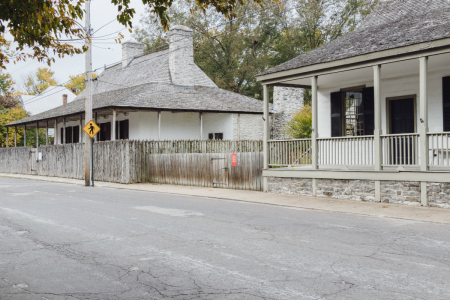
[232, 153, 237, 166]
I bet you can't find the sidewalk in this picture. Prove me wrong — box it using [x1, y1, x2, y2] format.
[2, 173, 450, 224]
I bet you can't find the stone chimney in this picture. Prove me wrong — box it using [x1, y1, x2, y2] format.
[63, 94, 68, 105]
[272, 87, 304, 139]
[168, 25, 194, 87]
[122, 41, 145, 68]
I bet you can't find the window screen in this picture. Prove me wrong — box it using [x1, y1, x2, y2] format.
[344, 91, 364, 136]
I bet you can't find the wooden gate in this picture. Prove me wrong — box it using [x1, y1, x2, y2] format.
[147, 152, 263, 191]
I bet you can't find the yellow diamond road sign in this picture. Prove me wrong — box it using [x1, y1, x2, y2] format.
[83, 120, 100, 139]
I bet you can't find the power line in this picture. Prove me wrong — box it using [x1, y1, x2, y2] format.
[18, 2, 285, 106]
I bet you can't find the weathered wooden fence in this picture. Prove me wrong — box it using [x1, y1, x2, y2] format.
[0, 147, 33, 175]
[0, 140, 263, 187]
[147, 152, 264, 191]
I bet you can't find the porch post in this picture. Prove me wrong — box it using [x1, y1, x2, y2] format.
[63, 118, 66, 144]
[158, 111, 161, 141]
[373, 65, 383, 202]
[112, 108, 116, 141]
[80, 115, 83, 143]
[24, 124, 26, 147]
[263, 84, 269, 192]
[46, 120, 49, 145]
[374, 65, 382, 171]
[36, 122, 39, 148]
[199, 112, 203, 140]
[419, 56, 429, 206]
[14, 126, 17, 147]
[311, 76, 318, 196]
[54, 119, 57, 145]
[311, 76, 318, 170]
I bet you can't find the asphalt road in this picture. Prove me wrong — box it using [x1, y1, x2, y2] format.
[0, 178, 450, 300]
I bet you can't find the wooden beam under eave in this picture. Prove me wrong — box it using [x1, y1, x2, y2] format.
[267, 83, 312, 89]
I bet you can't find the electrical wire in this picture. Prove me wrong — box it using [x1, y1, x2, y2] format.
[18, 2, 285, 106]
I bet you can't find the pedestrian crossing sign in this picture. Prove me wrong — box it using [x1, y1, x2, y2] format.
[83, 120, 100, 139]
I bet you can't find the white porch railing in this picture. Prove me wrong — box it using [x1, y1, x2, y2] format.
[268, 132, 450, 169]
[268, 139, 311, 166]
[428, 133, 450, 167]
[317, 136, 374, 166]
[381, 133, 420, 166]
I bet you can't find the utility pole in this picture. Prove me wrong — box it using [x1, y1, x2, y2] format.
[84, 0, 93, 186]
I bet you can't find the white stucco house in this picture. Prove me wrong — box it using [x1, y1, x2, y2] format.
[7, 25, 268, 144]
[257, 0, 450, 208]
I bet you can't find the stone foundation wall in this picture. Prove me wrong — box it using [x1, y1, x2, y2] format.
[380, 181, 421, 206]
[316, 179, 376, 201]
[266, 177, 449, 208]
[267, 177, 312, 196]
[427, 183, 450, 208]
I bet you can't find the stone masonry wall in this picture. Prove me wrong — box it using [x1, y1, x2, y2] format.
[267, 177, 312, 196]
[232, 113, 265, 140]
[380, 181, 421, 206]
[266, 177, 450, 209]
[122, 41, 145, 68]
[168, 25, 194, 87]
[272, 87, 304, 139]
[316, 179, 376, 201]
[427, 183, 450, 209]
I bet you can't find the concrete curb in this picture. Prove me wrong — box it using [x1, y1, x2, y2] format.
[2, 173, 450, 225]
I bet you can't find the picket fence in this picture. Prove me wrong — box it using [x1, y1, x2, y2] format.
[0, 140, 263, 187]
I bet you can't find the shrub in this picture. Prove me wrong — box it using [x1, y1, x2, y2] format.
[284, 105, 312, 139]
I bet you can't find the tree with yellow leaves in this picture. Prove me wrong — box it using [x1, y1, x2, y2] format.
[0, 106, 27, 147]
[23, 68, 58, 95]
[64, 73, 98, 95]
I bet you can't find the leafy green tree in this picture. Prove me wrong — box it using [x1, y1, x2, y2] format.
[135, 0, 285, 99]
[284, 105, 312, 139]
[135, 0, 378, 101]
[0, 0, 266, 69]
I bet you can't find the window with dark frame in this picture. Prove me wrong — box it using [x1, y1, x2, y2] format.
[443, 76, 450, 131]
[208, 133, 223, 140]
[99, 122, 111, 141]
[344, 91, 364, 136]
[119, 120, 129, 140]
[331, 87, 374, 137]
[65, 127, 73, 144]
[73, 126, 80, 143]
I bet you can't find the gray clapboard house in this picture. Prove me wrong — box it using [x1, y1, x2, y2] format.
[6, 25, 269, 144]
[257, 0, 450, 208]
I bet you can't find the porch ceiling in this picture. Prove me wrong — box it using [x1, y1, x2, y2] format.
[275, 52, 450, 89]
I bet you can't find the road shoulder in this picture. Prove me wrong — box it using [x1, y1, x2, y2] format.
[1, 173, 450, 224]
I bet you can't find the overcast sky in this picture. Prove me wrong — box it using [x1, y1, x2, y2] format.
[5, 0, 148, 90]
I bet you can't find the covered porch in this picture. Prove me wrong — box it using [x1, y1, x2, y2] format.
[260, 46, 450, 205]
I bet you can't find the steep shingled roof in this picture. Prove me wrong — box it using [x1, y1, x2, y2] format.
[8, 49, 267, 126]
[259, 0, 450, 77]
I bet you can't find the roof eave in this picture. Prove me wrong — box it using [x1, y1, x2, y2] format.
[256, 37, 450, 85]
[5, 106, 271, 127]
